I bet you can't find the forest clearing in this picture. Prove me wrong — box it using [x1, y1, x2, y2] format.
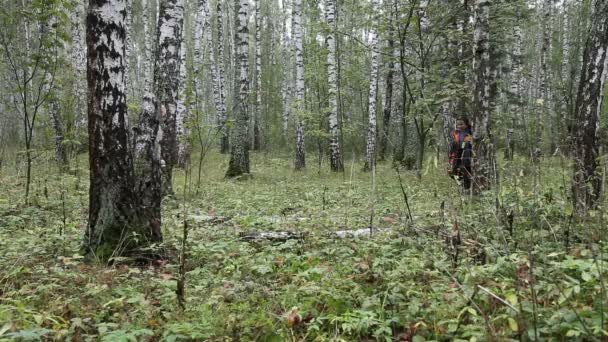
[0, 152, 606, 340]
[1, 0, 608, 340]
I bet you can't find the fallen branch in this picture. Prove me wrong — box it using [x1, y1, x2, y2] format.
[476, 285, 520, 313]
[239, 231, 309, 242]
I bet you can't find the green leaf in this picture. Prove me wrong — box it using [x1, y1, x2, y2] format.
[505, 292, 518, 305]
[581, 272, 593, 282]
[566, 329, 580, 337]
[508, 317, 518, 332]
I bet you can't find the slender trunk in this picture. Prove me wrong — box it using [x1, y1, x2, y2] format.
[157, 0, 185, 195]
[71, 0, 87, 135]
[293, 0, 305, 170]
[326, 0, 343, 172]
[379, 6, 394, 162]
[216, 1, 230, 153]
[281, 0, 291, 142]
[176, 30, 190, 168]
[534, 0, 552, 161]
[225, 0, 251, 177]
[364, 0, 380, 172]
[48, 89, 68, 169]
[572, 0, 608, 214]
[253, 0, 263, 150]
[471, 0, 497, 192]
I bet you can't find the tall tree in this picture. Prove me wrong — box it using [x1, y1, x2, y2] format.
[471, 0, 497, 192]
[70, 0, 87, 134]
[326, 0, 343, 172]
[225, 0, 251, 177]
[156, 0, 185, 194]
[86, 0, 161, 259]
[253, 0, 263, 150]
[216, 1, 229, 153]
[572, 0, 608, 215]
[293, 0, 306, 170]
[281, 0, 292, 141]
[379, 0, 395, 162]
[364, 0, 380, 172]
[176, 28, 190, 168]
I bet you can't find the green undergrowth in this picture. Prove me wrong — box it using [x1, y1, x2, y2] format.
[0, 151, 607, 341]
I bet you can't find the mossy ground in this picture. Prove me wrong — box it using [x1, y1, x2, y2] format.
[0, 151, 606, 341]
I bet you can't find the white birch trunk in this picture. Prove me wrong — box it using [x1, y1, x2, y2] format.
[71, 0, 87, 134]
[176, 31, 190, 168]
[86, 0, 162, 258]
[253, 0, 263, 150]
[572, 0, 608, 214]
[293, 0, 305, 169]
[281, 0, 292, 140]
[225, 0, 251, 177]
[216, 1, 229, 153]
[364, 0, 380, 172]
[326, 0, 343, 172]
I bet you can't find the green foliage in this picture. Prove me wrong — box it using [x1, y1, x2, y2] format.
[0, 152, 607, 340]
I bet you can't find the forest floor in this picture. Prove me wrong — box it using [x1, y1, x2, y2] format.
[0, 150, 607, 341]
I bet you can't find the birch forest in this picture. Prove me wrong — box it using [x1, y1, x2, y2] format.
[0, 0, 608, 340]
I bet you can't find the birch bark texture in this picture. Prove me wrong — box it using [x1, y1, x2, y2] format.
[281, 0, 292, 141]
[157, 0, 185, 194]
[226, 0, 251, 177]
[471, 0, 496, 192]
[572, 0, 608, 214]
[86, 0, 160, 259]
[253, 0, 263, 150]
[293, 0, 306, 170]
[364, 0, 380, 172]
[176, 28, 190, 168]
[216, 1, 230, 153]
[325, 0, 343, 172]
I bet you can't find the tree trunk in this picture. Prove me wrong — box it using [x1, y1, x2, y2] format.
[534, 0, 552, 161]
[364, 0, 380, 172]
[48, 90, 68, 169]
[326, 0, 343, 172]
[471, 0, 497, 193]
[176, 30, 190, 168]
[379, 3, 394, 162]
[225, 0, 251, 177]
[572, 0, 608, 215]
[71, 0, 87, 136]
[216, 1, 230, 153]
[86, 0, 160, 260]
[156, 0, 185, 195]
[293, 0, 306, 170]
[253, 0, 263, 151]
[281, 0, 291, 142]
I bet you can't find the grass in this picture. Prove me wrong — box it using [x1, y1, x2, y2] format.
[0, 149, 607, 341]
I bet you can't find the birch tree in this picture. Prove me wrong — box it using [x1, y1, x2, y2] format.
[253, 0, 263, 150]
[226, 0, 251, 177]
[364, 0, 380, 172]
[572, 0, 608, 215]
[293, 0, 306, 170]
[156, 0, 184, 194]
[86, 0, 161, 259]
[326, 0, 343, 172]
[471, 0, 497, 192]
[216, 1, 229, 153]
[281, 0, 292, 141]
[176, 30, 190, 168]
[379, 0, 395, 162]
